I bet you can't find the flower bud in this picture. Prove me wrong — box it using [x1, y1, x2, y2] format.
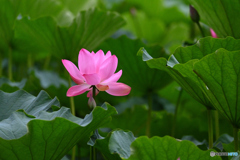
[88, 95, 96, 110]
[190, 5, 200, 23]
[130, 7, 137, 16]
[210, 28, 218, 38]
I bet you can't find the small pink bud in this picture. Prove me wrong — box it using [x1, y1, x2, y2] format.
[177, 158, 180, 160]
[210, 29, 218, 38]
[88, 95, 96, 109]
[130, 7, 136, 16]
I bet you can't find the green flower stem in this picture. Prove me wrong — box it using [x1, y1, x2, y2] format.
[71, 146, 76, 160]
[171, 88, 183, 137]
[18, 64, 24, 81]
[8, 47, 12, 81]
[0, 53, 2, 77]
[207, 109, 213, 149]
[77, 143, 81, 160]
[27, 53, 33, 68]
[68, 76, 76, 160]
[196, 22, 205, 37]
[91, 86, 96, 160]
[68, 76, 76, 116]
[92, 86, 96, 105]
[233, 127, 239, 152]
[90, 144, 93, 160]
[146, 94, 152, 137]
[214, 111, 220, 140]
[43, 55, 51, 70]
[93, 145, 96, 160]
[190, 22, 196, 40]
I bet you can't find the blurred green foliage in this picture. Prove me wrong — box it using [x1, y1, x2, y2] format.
[0, 0, 239, 159]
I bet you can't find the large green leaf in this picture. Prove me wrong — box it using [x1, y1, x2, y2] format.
[0, 90, 59, 121]
[14, 8, 126, 60]
[193, 49, 240, 128]
[126, 136, 221, 160]
[98, 36, 172, 95]
[189, 0, 240, 38]
[108, 130, 135, 158]
[0, 90, 117, 159]
[93, 130, 220, 160]
[142, 36, 240, 109]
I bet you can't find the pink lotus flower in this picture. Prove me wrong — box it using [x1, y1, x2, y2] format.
[210, 29, 218, 38]
[62, 49, 131, 99]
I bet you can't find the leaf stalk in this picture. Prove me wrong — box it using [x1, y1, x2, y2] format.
[214, 111, 219, 140]
[8, 47, 12, 81]
[207, 109, 213, 149]
[171, 88, 183, 137]
[91, 86, 97, 160]
[68, 76, 76, 160]
[233, 127, 239, 152]
[196, 22, 205, 37]
[0, 53, 2, 77]
[146, 94, 152, 137]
